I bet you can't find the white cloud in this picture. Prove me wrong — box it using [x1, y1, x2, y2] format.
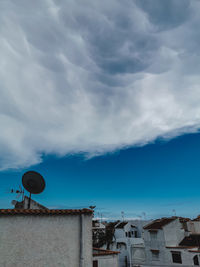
[0, 0, 200, 169]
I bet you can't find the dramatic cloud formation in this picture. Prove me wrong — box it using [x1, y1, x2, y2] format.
[0, 0, 200, 169]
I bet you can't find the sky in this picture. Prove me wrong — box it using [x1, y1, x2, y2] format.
[1, 0, 200, 219]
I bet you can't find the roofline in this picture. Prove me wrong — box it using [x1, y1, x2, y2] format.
[143, 217, 178, 230]
[0, 209, 93, 215]
[93, 247, 120, 256]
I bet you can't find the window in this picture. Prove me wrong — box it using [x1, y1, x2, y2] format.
[194, 255, 199, 266]
[151, 250, 159, 261]
[125, 256, 128, 267]
[128, 232, 131, 237]
[134, 231, 138, 238]
[171, 251, 182, 264]
[125, 232, 128, 237]
[93, 260, 98, 267]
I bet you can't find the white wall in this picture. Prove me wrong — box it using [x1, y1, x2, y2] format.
[0, 214, 92, 267]
[163, 219, 185, 247]
[94, 255, 119, 267]
[187, 221, 200, 233]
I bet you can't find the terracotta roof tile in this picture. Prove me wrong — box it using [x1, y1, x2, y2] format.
[0, 209, 93, 215]
[143, 217, 176, 230]
[143, 216, 190, 230]
[93, 247, 120, 256]
[116, 222, 128, 229]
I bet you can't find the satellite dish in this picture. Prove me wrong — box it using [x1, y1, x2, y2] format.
[22, 171, 45, 194]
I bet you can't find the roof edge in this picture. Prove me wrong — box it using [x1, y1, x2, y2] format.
[0, 209, 93, 215]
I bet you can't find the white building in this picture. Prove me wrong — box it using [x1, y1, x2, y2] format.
[107, 220, 149, 267]
[135, 216, 200, 267]
[93, 247, 119, 267]
[0, 208, 93, 267]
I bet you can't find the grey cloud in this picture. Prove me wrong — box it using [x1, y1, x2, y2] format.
[0, 0, 200, 169]
[135, 0, 191, 31]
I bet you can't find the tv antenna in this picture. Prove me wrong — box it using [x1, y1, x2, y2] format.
[142, 212, 146, 220]
[10, 185, 24, 201]
[121, 211, 125, 221]
[172, 209, 176, 216]
[22, 171, 45, 209]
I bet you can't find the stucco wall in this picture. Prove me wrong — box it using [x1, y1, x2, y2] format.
[0, 214, 92, 267]
[164, 219, 185, 247]
[93, 255, 119, 267]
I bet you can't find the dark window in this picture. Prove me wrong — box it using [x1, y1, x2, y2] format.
[135, 231, 138, 238]
[125, 232, 128, 237]
[125, 256, 128, 267]
[171, 251, 182, 264]
[128, 232, 131, 237]
[194, 255, 199, 265]
[151, 250, 159, 261]
[93, 260, 98, 267]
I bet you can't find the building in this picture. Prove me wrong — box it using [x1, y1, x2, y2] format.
[93, 247, 119, 267]
[139, 216, 200, 266]
[94, 220, 148, 267]
[0, 208, 93, 267]
[112, 220, 148, 267]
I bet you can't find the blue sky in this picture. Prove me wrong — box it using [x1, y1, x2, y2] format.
[2, 132, 200, 220]
[1, 0, 200, 219]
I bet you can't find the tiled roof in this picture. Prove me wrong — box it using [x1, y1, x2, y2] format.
[143, 217, 176, 230]
[116, 221, 128, 229]
[193, 215, 200, 221]
[93, 247, 120, 256]
[0, 209, 93, 215]
[179, 234, 200, 247]
[143, 216, 190, 230]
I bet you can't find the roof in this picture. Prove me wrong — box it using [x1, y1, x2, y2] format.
[143, 216, 190, 230]
[193, 215, 200, 221]
[116, 221, 128, 229]
[93, 248, 120, 256]
[179, 234, 200, 247]
[0, 209, 93, 216]
[143, 217, 176, 230]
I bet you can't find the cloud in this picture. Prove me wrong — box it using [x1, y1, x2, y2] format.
[0, 0, 200, 170]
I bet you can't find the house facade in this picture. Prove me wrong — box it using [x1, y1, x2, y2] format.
[106, 220, 149, 267]
[0, 209, 93, 267]
[136, 216, 200, 267]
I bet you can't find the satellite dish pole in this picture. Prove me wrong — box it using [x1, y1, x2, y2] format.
[22, 171, 46, 209]
[28, 192, 31, 209]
